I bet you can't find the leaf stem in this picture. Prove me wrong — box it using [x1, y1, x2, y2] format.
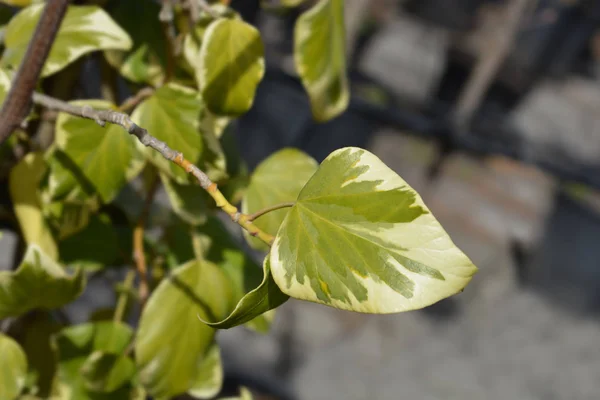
[117, 87, 155, 113]
[133, 172, 160, 308]
[247, 202, 295, 221]
[31, 92, 276, 246]
[114, 269, 136, 323]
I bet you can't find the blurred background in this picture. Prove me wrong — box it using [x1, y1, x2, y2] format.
[4, 0, 600, 399]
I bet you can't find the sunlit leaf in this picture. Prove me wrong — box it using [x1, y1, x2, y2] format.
[54, 100, 145, 203]
[0, 244, 85, 319]
[131, 83, 203, 183]
[0, 333, 27, 400]
[242, 148, 317, 251]
[199, 18, 265, 116]
[271, 147, 478, 313]
[2, 4, 132, 77]
[52, 322, 134, 400]
[0, 0, 33, 6]
[294, 0, 349, 121]
[187, 342, 223, 399]
[9, 153, 58, 260]
[136, 260, 232, 398]
[201, 256, 288, 332]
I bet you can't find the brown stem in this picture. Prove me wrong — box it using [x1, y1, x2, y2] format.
[159, 0, 180, 82]
[117, 87, 155, 112]
[133, 173, 160, 308]
[0, 0, 69, 145]
[247, 202, 295, 221]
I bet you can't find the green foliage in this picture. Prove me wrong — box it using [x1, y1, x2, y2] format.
[0, 1, 477, 398]
[0, 245, 85, 319]
[242, 148, 317, 251]
[1, 4, 132, 77]
[294, 0, 349, 121]
[0, 333, 27, 400]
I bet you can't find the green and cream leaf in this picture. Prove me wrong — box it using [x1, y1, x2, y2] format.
[271, 147, 477, 313]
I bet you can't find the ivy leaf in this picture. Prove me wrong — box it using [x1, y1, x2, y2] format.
[80, 351, 136, 393]
[2, 4, 132, 77]
[104, 0, 167, 86]
[9, 153, 58, 260]
[131, 84, 203, 184]
[294, 0, 349, 121]
[242, 148, 318, 252]
[0, 245, 85, 319]
[52, 322, 135, 400]
[199, 18, 265, 116]
[0, 333, 27, 400]
[193, 217, 287, 332]
[200, 256, 288, 332]
[136, 260, 233, 398]
[54, 100, 145, 203]
[58, 213, 119, 271]
[160, 173, 210, 226]
[188, 342, 223, 399]
[271, 147, 478, 313]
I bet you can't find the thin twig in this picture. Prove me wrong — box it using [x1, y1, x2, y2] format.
[159, 0, 181, 80]
[0, 0, 69, 145]
[113, 269, 136, 323]
[247, 202, 295, 221]
[117, 87, 155, 112]
[133, 173, 160, 308]
[31, 92, 276, 246]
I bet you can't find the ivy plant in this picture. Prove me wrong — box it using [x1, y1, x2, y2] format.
[0, 1, 477, 399]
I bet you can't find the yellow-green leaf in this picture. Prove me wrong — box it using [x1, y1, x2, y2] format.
[199, 18, 265, 116]
[136, 260, 232, 398]
[54, 100, 145, 203]
[2, 4, 132, 77]
[131, 84, 203, 183]
[80, 351, 135, 393]
[0, 245, 85, 319]
[0, 67, 11, 106]
[0, 333, 27, 400]
[271, 147, 477, 313]
[9, 153, 58, 260]
[294, 0, 349, 121]
[242, 148, 317, 251]
[219, 387, 253, 400]
[187, 342, 223, 399]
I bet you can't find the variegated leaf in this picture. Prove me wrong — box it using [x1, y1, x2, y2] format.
[271, 147, 477, 313]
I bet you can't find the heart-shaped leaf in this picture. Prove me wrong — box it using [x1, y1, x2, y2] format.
[131, 83, 203, 184]
[135, 260, 232, 398]
[271, 147, 478, 313]
[0, 244, 85, 319]
[242, 148, 318, 252]
[0, 333, 27, 400]
[294, 0, 349, 121]
[2, 4, 132, 77]
[54, 100, 145, 203]
[199, 18, 265, 116]
[9, 153, 58, 260]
